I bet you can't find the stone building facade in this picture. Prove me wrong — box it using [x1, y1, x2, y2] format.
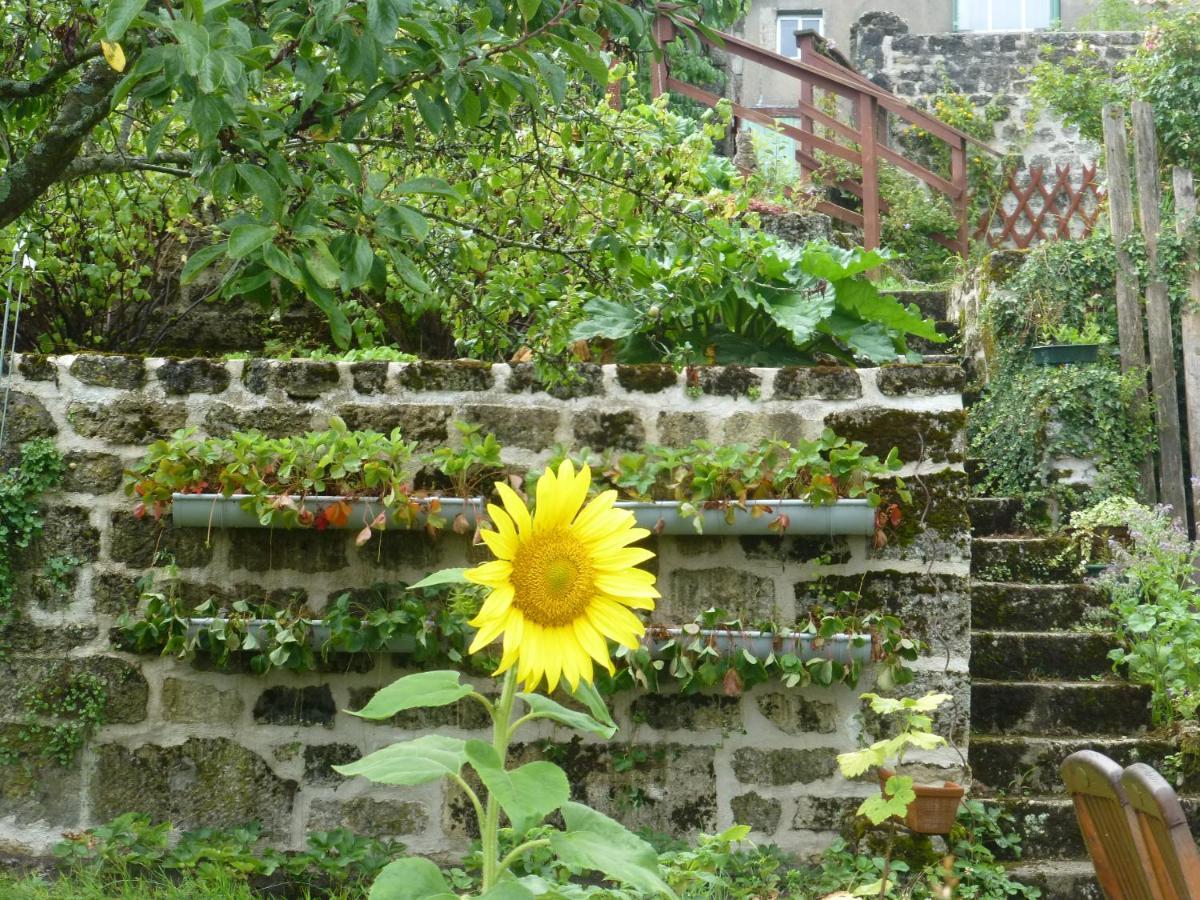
[2, 355, 969, 858]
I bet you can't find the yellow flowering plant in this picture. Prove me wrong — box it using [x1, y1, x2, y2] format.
[334, 462, 675, 899]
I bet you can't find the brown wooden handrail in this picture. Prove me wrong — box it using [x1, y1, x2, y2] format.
[650, 14, 999, 256]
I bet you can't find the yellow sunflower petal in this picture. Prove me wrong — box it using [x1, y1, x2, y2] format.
[543, 634, 563, 693]
[604, 592, 657, 611]
[588, 599, 647, 646]
[575, 645, 595, 684]
[470, 584, 515, 625]
[591, 547, 656, 570]
[571, 490, 618, 537]
[464, 559, 513, 587]
[561, 461, 591, 521]
[559, 632, 581, 689]
[495, 610, 524, 675]
[480, 527, 517, 560]
[573, 617, 615, 673]
[468, 614, 507, 653]
[534, 460, 571, 532]
[496, 482, 532, 537]
[487, 502, 518, 546]
[594, 573, 660, 599]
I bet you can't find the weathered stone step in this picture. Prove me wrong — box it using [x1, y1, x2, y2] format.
[971, 734, 1188, 795]
[972, 680, 1152, 736]
[967, 497, 1021, 536]
[1009, 859, 1101, 899]
[971, 631, 1116, 681]
[972, 582, 1110, 631]
[971, 536, 1082, 584]
[998, 795, 1200, 861]
[892, 288, 950, 323]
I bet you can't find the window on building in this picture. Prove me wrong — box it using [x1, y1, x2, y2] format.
[955, 0, 1056, 31]
[777, 10, 824, 58]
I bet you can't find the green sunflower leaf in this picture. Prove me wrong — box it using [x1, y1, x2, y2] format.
[347, 671, 474, 719]
[518, 692, 617, 739]
[333, 734, 467, 786]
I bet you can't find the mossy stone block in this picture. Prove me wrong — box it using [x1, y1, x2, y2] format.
[668, 568, 776, 622]
[231, 530, 348, 574]
[823, 407, 966, 464]
[507, 363, 603, 398]
[616, 364, 677, 393]
[108, 512, 214, 568]
[4, 392, 57, 442]
[463, 404, 559, 449]
[756, 693, 837, 735]
[62, 451, 124, 494]
[351, 362, 389, 394]
[204, 401, 311, 438]
[630, 694, 743, 732]
[573, 409, 646, 452]
[70, 354, 144, 390]
[16, 355, 57, 382]
[398, 360, 493, 392]
[693, 365, 760, 398]
[730, 792, 782, 834]
[308, 797, 429, 837]
[156, 359, 231, 395]
[656, 411, 708, 444]
[774, 366, 862, 400]
[252, 685, 337, 728]
[162, 678, 244, 725]
[337, 403, 451, 448]
[67, 397, 186, 443]
[876, 364, 965, 397]
[730, 747, 838, 785]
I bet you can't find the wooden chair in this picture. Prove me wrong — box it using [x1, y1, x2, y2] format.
[1060, 750, 1156, 899]
[1121, 762, 1200, 899]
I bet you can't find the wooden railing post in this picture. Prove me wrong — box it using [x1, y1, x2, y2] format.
[1102, 103, 1157, 502]
[1132, 101, 1188, 525]
[1172, 165, 1200, 536]
[858, 92, 881, 253]
[650, 15, 674, 98]
[797, 33, 816, 183]
[950, 138, 969, 257]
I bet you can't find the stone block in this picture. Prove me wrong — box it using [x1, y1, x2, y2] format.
[161, 678, 244, 725]
[730, 747, 838, 786]
[303, 743, 363, 784]
[774, 367, 862, 400]
[253, 685, 337, 727]
[338, 403, 451, 447]
[368, 531, 443, 570]
[755, 693, 837, 735]
[0, 724, 82, 826]
[739, 535, 850, 565]
[790, 796, 860, 832]
[656, 411, 708, 445]
[630, 694, 743, 733]
[16, 355, 57, 382]
[93, 571, 141, 615]
[616, 365, 677, 393]
[24, 506, 100, 563]
[204, 402, 311, 438]
[876, 364, 965, 397]
[693, 365, 760, 398]
[62, 451, 125, 494]
[4, 621, 97, 654]
[351, 362, 389, 394]
[108, 512, 214, 568]
[720, 412, 806, 445]
[70, 354, 145, 389]
[3, 393, 57, 442]
[156, 359, 231, 395]
[277, 361, 340, 399]
[308, 797, 429, 837]
[870, 469, 971, 565]
[0, 656, 148, 724]
[93, 738, 297, 840]
[507, 364, 604, 398]
[823, 407, 966, 464]
[572, 410, 646, 452]
[668, 568, 776, 621]
[231, 530, 348, 574]
[730, 792, 782, 834]
[347, 687, 491, 730]
[68, 397, 186, 443]
[463, 405, 559, 449]
[398, 361, 494, 392]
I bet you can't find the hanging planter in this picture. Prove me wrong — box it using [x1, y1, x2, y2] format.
[1031, 344, 1101, 366]
[645, 626, 876, 665]
[169, 494, 876, 536]
[181, 620, 877, 666]
[878, 767, 965, 834]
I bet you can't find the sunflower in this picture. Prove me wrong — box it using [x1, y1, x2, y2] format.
[465, 460, 658, 692]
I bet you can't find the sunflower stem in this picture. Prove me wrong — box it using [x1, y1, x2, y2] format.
[481, 666, 519, 891]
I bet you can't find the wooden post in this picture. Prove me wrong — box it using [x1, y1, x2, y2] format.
[859, 92, 880, 253]
[649, 16, 673, 98]
[1173, 166, 1200, 536]
[950, 138, 969, 258]
[1132, 101, 1188, 525]
[797, 33, 816, 184]
[1102, 103, 1157, 501]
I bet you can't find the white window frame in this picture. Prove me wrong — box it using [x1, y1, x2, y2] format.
[776, 10, 824, 58]
[954, 0, 1057, 31]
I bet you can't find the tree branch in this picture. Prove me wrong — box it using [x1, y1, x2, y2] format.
[63, 152, 193, 181]
[0, 55, 124, 228]
[0, 45, 104, 102]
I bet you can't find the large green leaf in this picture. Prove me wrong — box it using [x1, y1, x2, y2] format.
[227, 224, 275, 259]
[479, 882, 537, 899]
[368, 857, 457, 900]
[549, 803, 676, 897]
[569, 681, 616, 732]
[103, 0, 149, 40]
[570, 299, 639, 341]
[304, 240, 342, 290]
[764, 289, 836, 345]
[348, 671, 474, 719]
[408, 568, 469, 590]
[465, 741, 569, 836]
[396, 176, 459, 200]
[834, 279, 943, 341]
[236, 164, 282, 219]
[517, 693, 616, 739]
[333, 734, 467, 785]
[801, 244, 890, 281]
[180, 242, 227, 285]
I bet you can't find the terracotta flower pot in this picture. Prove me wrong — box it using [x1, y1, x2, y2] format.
[878, 767, 965, 834]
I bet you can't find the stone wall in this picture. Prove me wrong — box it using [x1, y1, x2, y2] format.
[2, 354, 969, 859]
[852, 14, 1140, 170]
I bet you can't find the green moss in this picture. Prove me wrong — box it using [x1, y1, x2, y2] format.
[616, 364, 677, 393]
[824, 407, 966, 464]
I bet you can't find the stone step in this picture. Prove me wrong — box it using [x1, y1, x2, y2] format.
[971, 734, 1189, 795]
[972, 582, 1110, 632]
[998, 795, 1200, 861]
[1009, 859, 1101, 898]
[971, 631, 1116, 681]
[891, 288, 950, 323]
[965, 456, 989, 488]
[972, 680, 1152, 736]
[908, 321, 959, 355]
[971, 536, 1083, 584]
[967, 497, 1021, 536]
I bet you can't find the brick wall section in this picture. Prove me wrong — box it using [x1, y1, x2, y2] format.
[3, 355, 969, 858]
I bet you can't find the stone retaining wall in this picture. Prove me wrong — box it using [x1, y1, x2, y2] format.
[2, 355, 969, 858]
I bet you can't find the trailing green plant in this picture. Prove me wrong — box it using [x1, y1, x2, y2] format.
[52, 812, 399, 895]
[117, 570, 919, 692]
[1068, 497, 1200, 725]
[968, 357, 1154, 516]
[0, 672, 108, 770]
[0, 438, 64, 633]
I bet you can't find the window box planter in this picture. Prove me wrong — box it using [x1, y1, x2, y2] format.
[169, 494, 877, 536]
[182, 620, 877, 666]
[1031, 344, 1101, 366]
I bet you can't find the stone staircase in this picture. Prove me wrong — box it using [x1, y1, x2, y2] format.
[966, 481, 1159, 897]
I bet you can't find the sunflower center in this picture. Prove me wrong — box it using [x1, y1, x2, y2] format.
[511, 528, 596, 627]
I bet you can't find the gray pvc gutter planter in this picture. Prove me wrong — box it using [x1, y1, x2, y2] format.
[170, 494, 876, 536]
[184, 620, 875, 666]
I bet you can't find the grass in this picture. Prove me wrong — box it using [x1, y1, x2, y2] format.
[0, 870, 363, 899]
